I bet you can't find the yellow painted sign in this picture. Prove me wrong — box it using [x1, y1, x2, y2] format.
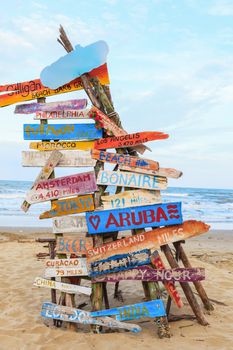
[29, 140, 94, 151]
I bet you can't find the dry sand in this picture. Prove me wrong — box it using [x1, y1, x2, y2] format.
[0, 228, 232, 350]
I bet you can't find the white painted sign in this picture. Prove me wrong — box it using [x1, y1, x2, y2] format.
[44, 258, 88, 278]
[33, 277, 91, 296]
[53, 215, 88, 234]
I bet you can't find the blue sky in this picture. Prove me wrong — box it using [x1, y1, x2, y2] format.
[0, 0, 232, 189]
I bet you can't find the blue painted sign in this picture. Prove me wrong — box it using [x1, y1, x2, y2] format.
[91, 300, 166, 321]
[86, 202, 182, 234]
[89, 249, 151, 277]
[23, 123, 103, 140]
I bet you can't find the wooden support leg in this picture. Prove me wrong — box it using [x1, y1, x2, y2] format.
[174, 241, 214, 311]
[103, 282, 110, 309]
[162, 245, 209, 326]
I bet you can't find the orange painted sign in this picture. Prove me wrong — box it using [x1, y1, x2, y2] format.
[56, 235, 93, 255]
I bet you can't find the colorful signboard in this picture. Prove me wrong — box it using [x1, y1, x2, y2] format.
[44, 258, 88, 277]
[56, 235, 93, 255]
[14, 99, 87, 114]
[29, 140, 94, 151]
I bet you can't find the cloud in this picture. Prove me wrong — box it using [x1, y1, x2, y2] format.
[208, 0, 233, 16]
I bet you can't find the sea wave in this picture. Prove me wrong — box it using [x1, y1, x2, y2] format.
[162, 192, 189, 197]
[0, 193, 26, 199]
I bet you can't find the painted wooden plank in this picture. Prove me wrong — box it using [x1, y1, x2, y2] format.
[56, 235, 93, 255]
[29, 140, 94, 151]
[0, 63, 109, 108]
[53, 215, 87, 234]
[92, 266, 205, 283]
[87, 220, 209, 263]
[91, 300, 166, 321]
[94, 131, 169, 150]
[41, 302, 141, 332]
[21, 150, 62, 213]
[40, 194, 94, 219]
[89, 249, 151, 277]
[22, 150, 96, 167]
[97, 170, 167, 190]
[23, 124, 102, 141]
[86, 202, 182, 235]
[101, 189, 161, 210]
[92, 149, 159, 170]
[33, 277, 92, 296]
[119, 165, 183, 179]
[15, 99, 87, 114]
[44, 258, 88, 277]
[26, 171, 97, 204]
[34, 109, 91, 120]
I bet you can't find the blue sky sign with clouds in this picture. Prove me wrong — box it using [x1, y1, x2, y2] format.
[0, 0, 232, 189]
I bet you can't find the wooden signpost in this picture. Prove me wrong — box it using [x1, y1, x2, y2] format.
[14, 99, 87, 114]
[92, 149, 159, 170]
[22, 150, 96, 167]
[101, 189, 161, 210]
[41, 302, 142, 332]
[33, 277, 92, 296]
[89, 249, 151, 277]
[97, 170, 167, 190]
[56, 235, 93, 255]
[94, 131, 169, 150]
[0, 63, 110, 107]
[34, 109, 91, 120]
[87, 220, 208, 262]
[44, 258, 88, 277]
[86, 202, 182, 235]
[53, 215, 87, 234]
[92, 266, 205, 283]
[39, 194, 94, 219]
[23, 123, 103, 141]
[119, 165, 183, 179]
[90, 300, 166, 321]
[29, 140, 94, 151]
[26, 171, 97, 204]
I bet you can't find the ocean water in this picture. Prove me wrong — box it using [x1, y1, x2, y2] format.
[0, 180, 232, 229]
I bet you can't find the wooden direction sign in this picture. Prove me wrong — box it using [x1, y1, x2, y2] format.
[26, 171, 97, 204]
[101, 189, 161, 210]
[56, 235, 93, 255]
[21, 150, 62, 212]
[92, 265, 205, 283]
[89, 249, 151, 277]
[14, 99, 87, 114]
[29, 140, 94, 151]
[90, 300, 166, 321]
[86, 202, 182, 235]
[97, 170, 167, 190]
[92, 149, 159, 170]
[120, 165, 183, 179]
[0, 63, 109, 107]
[34, 109, 91, 120]
[23, 123, 102, 141]
[41, 302, 141, 332]
[40, 194, 94, 219]
[33, 277, 92, 296]
[53, 215, 87, 234]
[94, 131, 169, 150]
[22, 150, 96, 167]
[87, 220, 209, 263]
[44, 258, 88, 277]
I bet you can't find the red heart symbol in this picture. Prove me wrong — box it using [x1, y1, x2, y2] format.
[89, 215, 100, 230]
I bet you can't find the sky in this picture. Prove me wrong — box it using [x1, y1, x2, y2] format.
[0, 0, 232, 189]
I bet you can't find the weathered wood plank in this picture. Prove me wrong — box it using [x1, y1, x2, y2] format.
[44, 258, 88, 277]
[26, 171, 97, 204]
[15, 99, 87, 114]
[89, 249, 151, 277]
[97, 170, 167, 190]
[92, 266, 205, 283]
[23, 124, 102, 141]
[56, 235, 93, 255]
[41, 302, 141, 332]
[119, 165, 183, 179]
[40, 194, 94, 219]
[86, 202, 182, 235]
[29, 140, 94, 151]
[22, 150, 96, 167]
[101, 189, 161, 210]
[87, 220, 209, 262]
[21, 150, 62, 212]
[34, 109, 91, 120]
[33, 277, 92, 295]
[92, 149, 159, 170]
[53, 215, 87, 234]
[91, 300, 166, 320]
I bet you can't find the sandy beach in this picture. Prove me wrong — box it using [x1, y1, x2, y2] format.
[0, 228, 232, 350]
